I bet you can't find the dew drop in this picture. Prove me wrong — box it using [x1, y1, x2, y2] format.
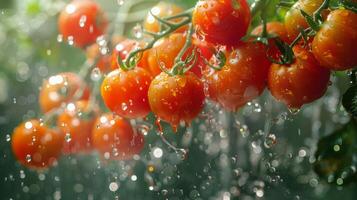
[25, 154, 32, 163]
[264, 134, 277, 148]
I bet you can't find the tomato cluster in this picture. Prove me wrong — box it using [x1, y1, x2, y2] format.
[11, 0, 357, 170]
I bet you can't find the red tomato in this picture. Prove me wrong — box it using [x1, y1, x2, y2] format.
[12, 120, 63, 169]
[143, 2, 186, 33]
[148, 72, 205, 129]
[101, 68, 152, 119]
[192, 0, 251, 47]
[92, 113, 144, 160]
[39, 72, 90, 113]
[284, 0, 327, 40]
[203, 42, 270, 111]
[268, 46, 331, 109]
[312, 9, 357, 71]
[251, 21, 291, 61]
[147, 33, 210, 77]
[57, 101, 97, 154]
[111, 39, 150, 72]
[58, 0, 108, 48]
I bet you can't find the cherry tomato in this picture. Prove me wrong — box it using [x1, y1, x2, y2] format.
[111, 39, 150, 72]
[192, 0, 251, 47]
[58, 0, 108, 48]
[147, 33, 210, 77]
[39, 72, 90, 113]
[86, 35, 125, 73]
[148, 72, 205, 129]
[251, 22, 291, 61]
[92, 113, 144, 160]
[284, 0, 327, 40]
[101, 68, 152, 119]
[12, 120, 63, 169]
[143, 2, 186, 33]
[312, 9, 357, 71]
[203, 42, 270, 111]
[268, 46, 331, 109]
[57, 101, 97, 154]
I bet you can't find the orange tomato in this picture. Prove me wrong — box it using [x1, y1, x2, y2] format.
[57, 101, 97, 154]
[39, 72, 90, 113]
[12, 120, 63, 169]
[101, 68, 152, 119]
[92, 113, 145, 160]
[148, 72, 205, 129]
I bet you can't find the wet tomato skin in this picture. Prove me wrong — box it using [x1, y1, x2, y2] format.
[312, 9, 357, 71]
[143, 2, 186, 33]
[57, 101, 97, 154]
[92, 113, 144, 160]
[101, 68, 152, 119]
[12, 120, 63, 169]
[148, 72, 205, 128]
[284, 0, 327, 40]
[192, 0, 251, 47]
[203, 42, 270, 111]
[58, 0, 108, 48]
[148, 33, 211, 77]
[39, 72, 90, 113]
[268, 46, 331, 109]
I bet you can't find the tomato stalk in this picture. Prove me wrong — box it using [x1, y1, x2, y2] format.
[117, 8, 193, 71]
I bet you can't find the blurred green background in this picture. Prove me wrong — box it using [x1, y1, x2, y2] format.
[0, 0, 356, 199]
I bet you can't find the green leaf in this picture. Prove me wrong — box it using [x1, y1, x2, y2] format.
[300, 10, 320, 31]
[342, 85, 357, 117]
[314, 120, 357, 185]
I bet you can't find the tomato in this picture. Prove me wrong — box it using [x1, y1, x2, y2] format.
[268, 46, 331, 109]
[148, 72, 205, 129]
[86, 35, 125, 73]
[92, 113, 144, 160]
[192, 0, 251, 47]
[147, 33, 210, 77]
[111, 39, 150, 72]
[251, 22, 291, 61]
[203, 42, 270, 111]
[284, 0, 327, 40]
[58, 0, 108, 48]
[39, 72, 90, 113]
[57, 101, 97, 154]
[143, 1, 186, 33]
[312, 9, 357, 71]
[12, 120, 63, 169]
[101, 68, 152, 119]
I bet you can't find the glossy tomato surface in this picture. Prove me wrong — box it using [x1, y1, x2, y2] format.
[101, 68, 152, 119]
[58, 0, 108, 48]
[12, 120, 63, 169]
[148, 72, 205, 128]
[192, 0, 251, 47]
[312, 9, 357, 71]
[39, 72, 90, 113]
[57, 101, 97, 154]
[203, 42, 270, 111]
[268, 46, 331, 109]
[92, 113, 144, 160]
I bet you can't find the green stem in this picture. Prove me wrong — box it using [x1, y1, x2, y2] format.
[313, 0, 330, 22]
[250, 0, 266, 16]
